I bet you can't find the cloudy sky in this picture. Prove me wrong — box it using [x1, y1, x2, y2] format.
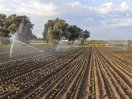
[0, 0, 132, 40]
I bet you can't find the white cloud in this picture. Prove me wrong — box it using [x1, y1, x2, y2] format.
[0, 0, 6, 12]
[100, 18, 132, 27]
[89, 2, 113, 14]
[0, 0, 58, 16]
[86, 18, 94, 21]
[66, 1, 87, 8]
[66, 1, 80, 7]
[121, 2, 128, 9]
[112, 18, 132, 27]
[89, 2, 132, 14]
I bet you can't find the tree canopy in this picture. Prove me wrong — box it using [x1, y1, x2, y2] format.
[43, 18, 90, 44]
[0, 14, 33, 38]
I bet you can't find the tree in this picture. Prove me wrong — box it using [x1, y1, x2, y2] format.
[68, 25, 82, 41]
[0, 14, 34, 44]
[7, 15, 33, 34]
[32, 34, 37, 40]
[80, 30, 90, 44]
[43, 18, 69, 44]
[0, 14, 34, 37]
[43, 18, 90, 44]
[0, 14, 10, 37]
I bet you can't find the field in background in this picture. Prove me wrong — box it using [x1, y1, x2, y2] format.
[0, 39, 132, 47]
[30, 40, 132, 47]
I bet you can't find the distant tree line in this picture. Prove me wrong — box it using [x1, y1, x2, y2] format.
[43, 18, 90, 44]
[0, 15, 90, 45]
